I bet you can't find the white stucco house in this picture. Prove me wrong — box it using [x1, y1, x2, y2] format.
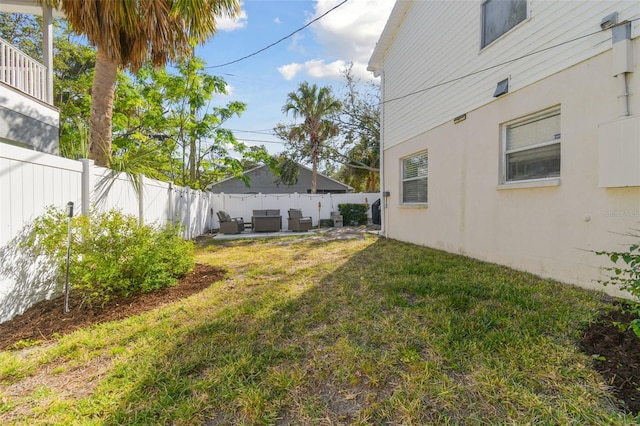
[369, 0, 640, 295]
[0, 0, 60, 154]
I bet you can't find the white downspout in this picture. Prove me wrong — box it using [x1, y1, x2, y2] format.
[377, 70, 388, 238]
[617, 74, 629, 117]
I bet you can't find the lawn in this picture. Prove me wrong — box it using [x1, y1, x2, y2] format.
[0, 232, 634, 424]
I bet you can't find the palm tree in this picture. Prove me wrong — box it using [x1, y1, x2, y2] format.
[42, 0, 239, 167]
[282, 82, 341, 194]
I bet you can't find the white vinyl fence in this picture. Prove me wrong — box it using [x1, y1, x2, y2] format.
[0, 144, 214, 323]
[211, 192, 380, 230]
[0, 144, 380, 324]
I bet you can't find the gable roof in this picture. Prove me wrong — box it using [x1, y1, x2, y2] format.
[368, 1, 413, 74]
[207, 163, 353, 193]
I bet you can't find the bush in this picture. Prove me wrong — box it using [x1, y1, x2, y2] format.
[24, 208, 194, 306]
[319, 219, 334, 228]
[338, 203, 368, 226]
[596, 238, 640, 337]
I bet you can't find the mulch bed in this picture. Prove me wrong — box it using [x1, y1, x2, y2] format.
[0, 263, 224, 350]
[581, 302, 640, 415]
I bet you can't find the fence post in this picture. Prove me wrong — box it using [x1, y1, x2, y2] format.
[185, 187, 192, 240]
[80, 159, 94, 216]
[167, 183, 173, 226]
[137, 174, 145, 226]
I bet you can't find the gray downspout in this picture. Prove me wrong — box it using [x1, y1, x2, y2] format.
[611, 21, 633, 117]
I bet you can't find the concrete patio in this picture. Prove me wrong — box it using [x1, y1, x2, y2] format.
[212, 230, 317, 240]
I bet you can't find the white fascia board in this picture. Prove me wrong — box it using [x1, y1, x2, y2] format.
[368, 0, 414, 73]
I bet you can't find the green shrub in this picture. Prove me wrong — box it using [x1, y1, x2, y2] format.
[319, 219, 334, 228]
[24, 208, 194, 306]
[338, 203, 368, 226]
[596, 238, 640, 337]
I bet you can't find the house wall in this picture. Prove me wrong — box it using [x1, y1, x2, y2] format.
[0, 83, 59, 154]
[382, 46, 640, 296]
[380, 0, 640, 150]
[210, 166, 350, 194]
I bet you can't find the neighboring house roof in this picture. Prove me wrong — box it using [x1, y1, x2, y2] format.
[208, 163, 353, 194]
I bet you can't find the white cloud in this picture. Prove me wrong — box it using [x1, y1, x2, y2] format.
[277, 59, 358, 81]
[278, 63, 304, 80]
[288, 33, 306, 55]
[305, 59, 346, 79]
[309, 0, 394, 79]
[274, 17, 282, 24]
[216, 3, 248, 31]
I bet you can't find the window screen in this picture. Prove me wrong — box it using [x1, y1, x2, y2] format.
[505, 108, 561, 182]
[482, 0, 527, 48]
[402, 151, 428, 203]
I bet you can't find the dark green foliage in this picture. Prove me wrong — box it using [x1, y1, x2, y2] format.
[319, 219, 334, 228]
[596, 237, 640, 338]
[338, 203, 368, 226]
[24, 208, 194, 306]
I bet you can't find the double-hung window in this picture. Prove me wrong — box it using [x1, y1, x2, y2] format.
[482, 0, 527, 48]
[503, 107, 561, 183]
[402, 151, 428, 204]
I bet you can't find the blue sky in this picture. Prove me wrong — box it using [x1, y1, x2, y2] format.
[194, 0, 395, 155]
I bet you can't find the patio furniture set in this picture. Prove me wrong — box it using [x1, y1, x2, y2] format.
[216, 209, 313, 234]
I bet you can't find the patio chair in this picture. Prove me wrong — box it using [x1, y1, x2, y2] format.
[216, 211, 244, 234]
[288, 209, 313, 232]
[252, 209, 282, 232]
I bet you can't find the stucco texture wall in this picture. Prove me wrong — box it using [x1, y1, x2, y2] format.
[383, 48, 640, 295]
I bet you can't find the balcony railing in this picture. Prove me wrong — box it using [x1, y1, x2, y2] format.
[0, 37, 48, 103]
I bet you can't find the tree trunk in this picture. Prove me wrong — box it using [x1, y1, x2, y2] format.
[311, 139, 318, 194]
[88, 49, 118, 167]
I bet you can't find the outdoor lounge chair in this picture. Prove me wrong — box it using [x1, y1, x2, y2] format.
[288, 209, 312, 232]
[252, 209, 281, 232]
[216, 211, 244, 234]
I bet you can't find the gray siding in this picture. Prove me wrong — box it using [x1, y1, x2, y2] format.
[0, 84, 59, 154]
[209, 165, 351, 194]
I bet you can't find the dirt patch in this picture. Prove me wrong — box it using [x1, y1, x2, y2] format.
[581, 303, 640, 415]
[0, 263, 224, 350]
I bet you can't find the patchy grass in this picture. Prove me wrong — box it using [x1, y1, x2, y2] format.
[0, 234, 633, 424]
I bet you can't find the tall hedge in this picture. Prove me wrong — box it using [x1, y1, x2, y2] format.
[338, 203, 368, 226]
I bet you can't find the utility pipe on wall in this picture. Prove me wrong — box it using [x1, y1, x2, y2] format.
[611, 20, 633, 117]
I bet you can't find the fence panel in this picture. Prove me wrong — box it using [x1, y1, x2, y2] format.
[0, 144, 83, 323]
[211, 192, 380, 230]
[0, 147, 215, 323]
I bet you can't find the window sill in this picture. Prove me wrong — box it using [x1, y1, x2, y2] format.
[400, 203, 428, 209]
[497, 178, 560, 190]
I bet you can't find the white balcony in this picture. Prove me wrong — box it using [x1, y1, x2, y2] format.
[0, 1, 60, 154]
[0, 37, 48, 103]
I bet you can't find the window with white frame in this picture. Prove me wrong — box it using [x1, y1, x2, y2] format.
[482, 0, 527, 48]
[503, 107, 561, 183]
[402, 151, 428, 204]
